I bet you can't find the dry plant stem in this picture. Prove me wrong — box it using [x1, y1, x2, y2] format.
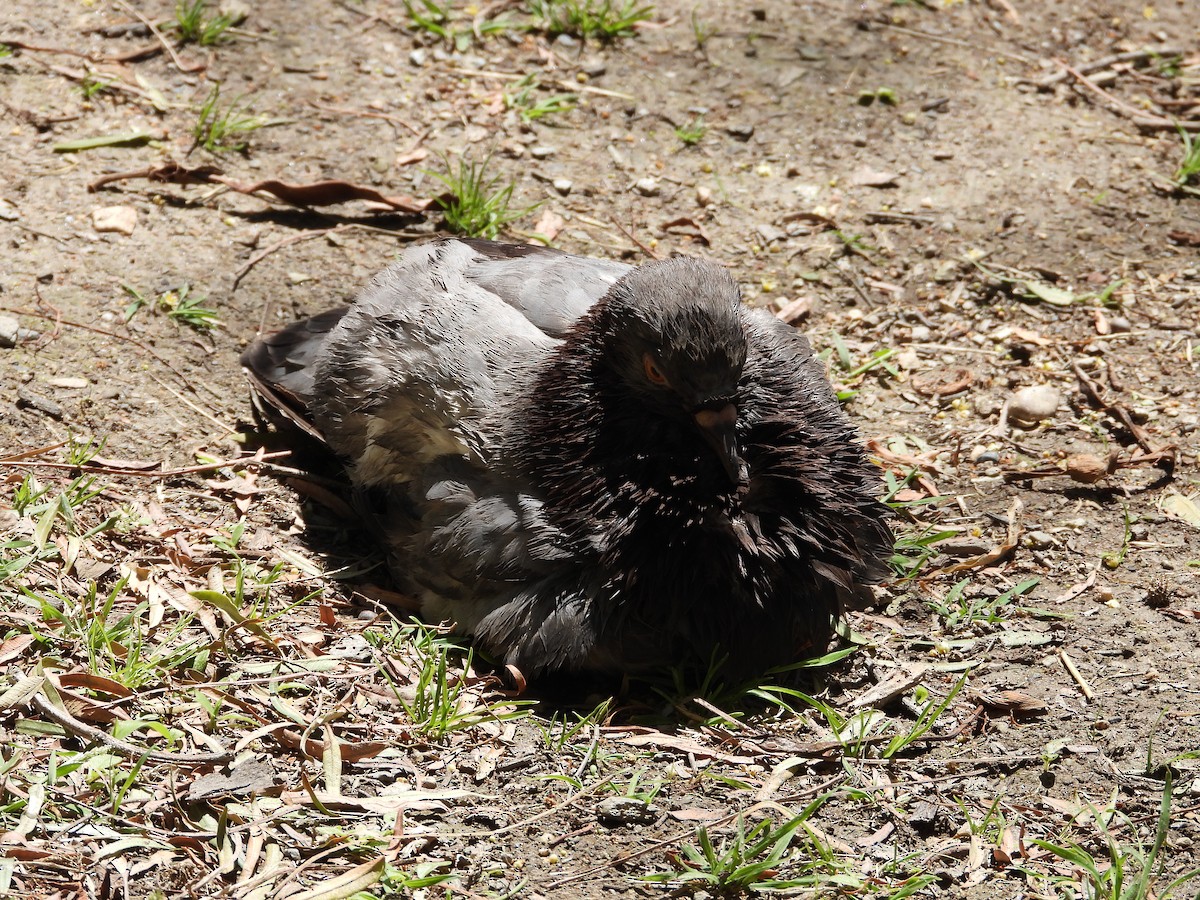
[113, 0, 205, 74]
[1058, 650, 1096, 701]
[0, 450, 291, 477]
[609, 218, 662, 259]
[1058, 62, 1180, 129]
[308, 102, 423, 136]
[235, 226, 337, 295]
[0, 305, 194, 388]
[31, 690, 232, 765]
[1035, 47, 1185, 88]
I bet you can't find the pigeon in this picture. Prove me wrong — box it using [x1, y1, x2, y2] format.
[242, 238, 892, 680]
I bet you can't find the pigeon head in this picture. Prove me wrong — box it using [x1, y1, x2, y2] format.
[593, 257, 749, 485]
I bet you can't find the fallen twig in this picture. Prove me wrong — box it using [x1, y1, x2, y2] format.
[1059, 650, 1096, 702]
[1033, 47, 1185, 89]
[113, 0, 206, 74]
[0, 448, 290, 477]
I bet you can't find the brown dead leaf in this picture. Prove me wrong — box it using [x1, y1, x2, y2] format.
[57, 672, 134, 699]
[88, 162, 434, 213]
[660, 216, 711, 246]
[0, 634, 36, 664]
[911, 367, 973, 396]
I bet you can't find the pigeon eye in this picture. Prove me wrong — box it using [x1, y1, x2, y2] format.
[643, 353, 669, 386]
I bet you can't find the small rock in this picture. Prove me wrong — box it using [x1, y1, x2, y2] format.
[16, 387, 63, 420]
[910, 324, 931, 342]
[580, 56, 607, 77]
[1008, 384, 1060, 427]
[725, 123, 755, 141]
[972, 451, 1000, 464]
[530, 145, 556, 159]
[634, 177, 660, 197]
[553, 33, 578, 49]
[596, 797, 658, 827]
[756, 223, 785, 244]
[0, 316, 20, 348]
[850, 166, 900, 188]
[92, 205, 138, 235]
[696, 185, 714, 207]
[217, 0, 250, 24]
[409, 48, 427, 67]
[552, 178, 573, 195]
[1024, 531, 1055, 550]
[1108, 315, 1132, 333]
[50, 376, 89, 389]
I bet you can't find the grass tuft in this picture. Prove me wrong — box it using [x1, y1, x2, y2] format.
[428, 153, 535, 239]
[174, 0, 236, 46]
[527, 0, 653, 39]
[192, 84, 274, 154]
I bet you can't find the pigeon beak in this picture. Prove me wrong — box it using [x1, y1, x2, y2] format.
[693, 403, 746, 486]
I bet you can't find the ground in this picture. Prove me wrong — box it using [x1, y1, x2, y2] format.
[1, 0, 1199, 897]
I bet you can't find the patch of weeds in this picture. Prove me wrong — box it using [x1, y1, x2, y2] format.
[674, 114, 706, 146]
[64, 432, 107, 467]
[504, 74, 577, 123]
[372, 619, 533, 740]
[1025, 773, 1200, 899]
[403, 0, 512, 51]
[1172, 124, 1200, 193]
[881, 671, 967, 758]
[79, 75, 117, 100]
[174, 0, 236, 46]
[162, 285, 220, 330]
[527, 0, 653, 40]
[536, 698, 612, 751]
[821, 332, 900, 402]
[0, 44, 12, 58]
[27, 580, 205, 689]
[644, 814, 811, 892]
[126, 283, 220, 330]
[928, 577, 1040, 630]
[429, 153, 535, 239]
[192, 85, 276, 154]
[690, 8, 714, 52]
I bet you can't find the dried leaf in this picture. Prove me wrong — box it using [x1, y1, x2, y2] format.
[89, 162, 433, 213]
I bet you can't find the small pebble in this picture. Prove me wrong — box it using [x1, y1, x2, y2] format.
[634, 177, 660, 197]
[552, 178, 573, 195]
[530, 145, 556, 159]
[1108, 315, 1132, 333]
[696, 185, 714, 206]
[725, 123, 755, 141]
[580, 57, 607, 77]
[50, 377, 89, 389]
[596, 797, 658, 827]
[409, 48, 427, 66]
[0, 315, 20, 348]
[1024, 531, 1055, 550]
[1008, 384, 1060, 427]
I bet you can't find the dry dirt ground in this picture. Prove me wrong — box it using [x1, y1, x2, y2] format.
[2, 0, 1200, 897]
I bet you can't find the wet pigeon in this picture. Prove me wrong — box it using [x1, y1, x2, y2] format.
[242, 238, 892, 679]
